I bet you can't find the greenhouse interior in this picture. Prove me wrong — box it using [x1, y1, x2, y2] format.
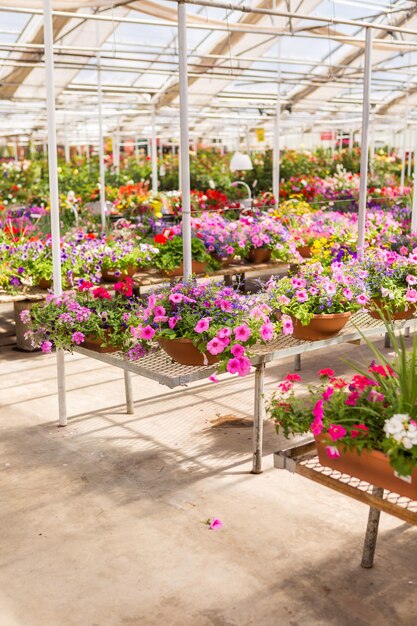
[2, 0, 417, 624]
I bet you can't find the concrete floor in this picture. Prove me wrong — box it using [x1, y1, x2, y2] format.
[1, 304, 417, 626]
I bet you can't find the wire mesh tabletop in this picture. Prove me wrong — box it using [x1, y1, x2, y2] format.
[74, 312, 417, 389]
[274, 447, 417, 526]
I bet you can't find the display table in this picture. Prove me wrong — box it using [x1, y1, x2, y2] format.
[72, 312, 417, 474]
[274, 441, 417, 568]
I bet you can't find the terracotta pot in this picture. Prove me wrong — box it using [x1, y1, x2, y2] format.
[296, 245, 312, 259]
[316, 437, 417, 500]
[101, 265, 136, 283]
[368, 298, 416, 321]
[83, 332, 120, 353]
[36, 277, 52, 290]
[211, 253, 235, 267]
[246, 247, 271, 264]
[158, 337, 218, 366]
[165, 260, 207, 277]
[291, 312, 351, 342]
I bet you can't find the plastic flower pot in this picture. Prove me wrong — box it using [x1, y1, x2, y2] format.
[296, 245, 312, 259]
[165, 261, 207, 277]
[83, 331, 121, 353]
[36, 278, 52, 290]
[368, 298, 417, 321]
[158, 337, 219, 366]
[246, 247, 271, 264]
[101, 265, 137, 283]
[291, 312, 351, 342]
[315, 437, 417, 500]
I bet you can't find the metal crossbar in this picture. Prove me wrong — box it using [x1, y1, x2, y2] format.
[274, 445, 417, 567]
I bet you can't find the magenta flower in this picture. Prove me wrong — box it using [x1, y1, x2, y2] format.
[226, 357, 240, 375]
[206, 337, 224, 355]
[343, 288, 353, 300]
[168, 316, 179, 329]
[209, 518, 223, 530]
[218, 327, 232, 340]
[345, 391, 359, 406]
[140, 325, 155, 340]
[153, 305, 166, 317]
[312, 399, 324, 421]
[169, 293, 183, 304]
[322, 386, 334, 401]
[295, 290, 308, 303]
[282, 315, 293, 336]
[327, 424, 347, 441]
[209, 374, 219, 383]
[71, 331, 85, 345]
[236, 356, 251, 376]
[406, 274, 417, 286]
[311, 417, 323, 436]
[230, 343, 245, 358]
[406, 288, 417, 303]
[234, 323, 251, 342]
[325, 446, 341, 459]
[194, 317, 211, 333]
[356, 294, 368, 306]
[41, 341, 53, 353]
[220, 300, 233, 312]
[260, 322, 274, 341]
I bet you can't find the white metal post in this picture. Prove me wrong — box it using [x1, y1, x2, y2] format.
[135, 135, 139, 160]
[400, 127, 407, 192]
[114, 118, 120, 177]
[349, 129, 353, 150]
[97, 50, 106, 233]
[412, 128, 417, 233]
[43, 0, 67, 426]
[64, 112, 70, 163]
[357, 28, 372, 259]
[13, 137, 18, 163]
[178, 0, 192, 278]
[273, 36, 281, 208]
[151, 106, 158, 193]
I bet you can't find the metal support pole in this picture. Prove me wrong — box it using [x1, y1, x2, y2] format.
[369, 114, 375, 174]
[273, 36, 281, 208]
[357, 28, 372, 259]
[294, 353, 301, 371]
[114, 119, 120, 177]
[408, 146, 412, 179]
[124, 371, 134, 415]
[64, 112, 70, 163]
[349, 129, 353, 150]
[97, 50, 106, 233]
[384, 332, 391, 349]
[43, 0, 67, 427]
[151, 104, 158, 193]
[13, 137, 18, 163]
[361, 486, 384, 568]
[252, 362, 265, 474]
[135, 135, 139, 160]
[400, 127, 407, 192]
[178, 0, 192, 278]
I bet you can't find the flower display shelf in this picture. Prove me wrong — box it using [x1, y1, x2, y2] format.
[72, 313, 417, 475]
[274, 441, 417, 568]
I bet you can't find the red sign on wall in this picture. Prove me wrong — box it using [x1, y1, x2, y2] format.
[320, 131, 335, 141]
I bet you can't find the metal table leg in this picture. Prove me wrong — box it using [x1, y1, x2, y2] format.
[252, 362, 265, 474]
[294, 354, 301, 371]
[384, 332, 391, 348]
[361, 486, 384, 568]
[124, 370, 134, 414]
[57, 348, 67, 426]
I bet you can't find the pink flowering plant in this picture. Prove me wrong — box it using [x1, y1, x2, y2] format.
[267, 325, 417, 477]
[130, 278, 293, 376]
[23, 279, 138, 353]
[237, 215, 295, 261]
[360, 248, 417, 315]
[266, 261, 369, 326]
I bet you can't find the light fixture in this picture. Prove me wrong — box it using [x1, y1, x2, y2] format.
[230, 151, 253, 171]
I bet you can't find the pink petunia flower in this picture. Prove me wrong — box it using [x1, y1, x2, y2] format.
[325, 446, 340, 459]
[282, 315, 293, 336]
[260, 322, 274, 341]
[41, 341, 53, 353]
[234, 323, 251, 342]
[168, 293, 183, 304]
[206, 337, 225, 355]
[209, 518, 223, 530]
[217, 327, 232, 340]
[322, 386, 334, 401]
[140, 325, 155, 340]
[406, 288, 417, 303]
[327, 424, 347, 441]
[194, 318, 211, 333]
[230, 344, 245, 358]
[71, 331, 85, 345]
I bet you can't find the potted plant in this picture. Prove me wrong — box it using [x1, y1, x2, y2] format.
[266, 261, 368, 341]
[23, 279, 137, 353]
[238, 215, 290, 264]
[100, 240, 141, 282]
[267, 324, 417, 499]
[152, 231, 212, 276]
[361, 248, 417, 320]
[191, 213, 240, 266]
[130, 278, 293, 371]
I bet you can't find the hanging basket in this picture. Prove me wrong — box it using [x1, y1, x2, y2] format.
[165, 261, 207, 277]
[158, 337, 218, 366]
[368, 298, 417, 321]
[101, 265, 137, 283]
[291, 312, 351, 342]
[246, 247, 271, 264]
[82, 331, 121, 353]
[296, 245, 312, 259]
[315, 437, 417, 500]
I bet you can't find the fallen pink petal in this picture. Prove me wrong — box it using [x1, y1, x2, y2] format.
[208, 518, 223, 530]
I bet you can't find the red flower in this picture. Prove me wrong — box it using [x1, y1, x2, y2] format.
[368, 363, 395, 377]
[351, 424, 369, 438]
[285, 373, 301, 383]
[86, 232, 97, 239]
[93, 286, 112, 300]
[114, 277, 133, 297]
[154, 234, 168, 245]
[329, 377, 348, 389]
[78, 280, 93, 291]
[318, 368, 335, 378]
